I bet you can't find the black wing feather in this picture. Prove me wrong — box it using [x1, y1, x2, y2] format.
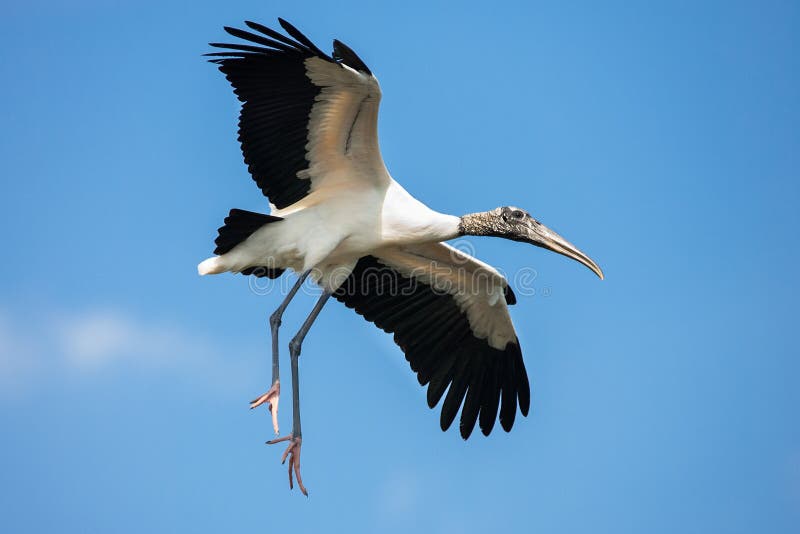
[333, 39, 373, 74]
[208, 19, 373, 209]
[334, 256, 530, 439]
[222, 27, 302, 54]
[278, 18, 329, 58]
[245, 20, 311, 50]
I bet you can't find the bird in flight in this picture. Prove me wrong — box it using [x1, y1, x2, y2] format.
[199, 18, 603, 495]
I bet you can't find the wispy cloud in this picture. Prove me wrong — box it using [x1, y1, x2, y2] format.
[55, 309, 221, 370]
[58, 310, 139, 368]
[0, 306, 257, 398]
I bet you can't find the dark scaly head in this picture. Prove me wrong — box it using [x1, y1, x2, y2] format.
[459, 206, 603, 279]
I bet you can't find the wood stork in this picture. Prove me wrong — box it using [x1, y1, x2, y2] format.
[199, 18, 603, 495]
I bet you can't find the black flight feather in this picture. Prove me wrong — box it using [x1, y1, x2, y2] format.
[245, 20, 311, 51]
[334, 256, 530, 439]
[278, 18, 328, 58]
[333, 39, 372, 74]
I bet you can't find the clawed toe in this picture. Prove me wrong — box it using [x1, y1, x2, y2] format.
[267, 434, 307, 496]
[250, 381, 280, 435]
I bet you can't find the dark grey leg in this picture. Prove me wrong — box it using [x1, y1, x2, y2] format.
[288, 290, 332, 438]
[270, 271, 311, 383]
[267, 289, 332, 496]
[250, 270, 311, 435]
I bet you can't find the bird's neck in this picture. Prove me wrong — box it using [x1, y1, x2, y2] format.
[381, 181, 464, 243]
[421, 210, 462, 242]
[458, 211, 499, 237]
[380, 202, 461, 244]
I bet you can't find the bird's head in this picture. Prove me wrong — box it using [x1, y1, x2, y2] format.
[459, 206, 604, 279]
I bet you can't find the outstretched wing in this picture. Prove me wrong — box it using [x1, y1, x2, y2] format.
[207, 19, 387, 209]
[334, 242, 530, 439]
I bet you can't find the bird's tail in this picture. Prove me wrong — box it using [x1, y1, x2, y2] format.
[214, 209, 283, 255]
[197, 209, 284, 276]
[197, 256, 224, 275]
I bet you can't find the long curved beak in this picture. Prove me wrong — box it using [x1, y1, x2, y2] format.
[525, 221, 604, 280]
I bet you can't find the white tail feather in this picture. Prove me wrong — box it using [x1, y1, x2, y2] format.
[197, 257, 224, 276]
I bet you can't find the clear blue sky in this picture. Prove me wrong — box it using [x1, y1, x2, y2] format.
[1, 1, 798, 532]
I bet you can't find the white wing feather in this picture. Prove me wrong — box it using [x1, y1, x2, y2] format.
[375, 242, 518, 350]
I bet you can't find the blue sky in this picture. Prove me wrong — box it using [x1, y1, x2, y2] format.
[1, 1, 798, 532]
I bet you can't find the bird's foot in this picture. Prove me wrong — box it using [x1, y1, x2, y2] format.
[266, 434, 308, 496]
[250, 381, 280, 435]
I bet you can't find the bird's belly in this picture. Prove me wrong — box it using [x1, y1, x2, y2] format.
[263, 181, 447, 273]
[306, 187, 386, 261]
[326, 232, 381, 260]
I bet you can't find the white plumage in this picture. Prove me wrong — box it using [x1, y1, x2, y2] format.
[199, 18, 602, 495]
[198, 53, 461, 290]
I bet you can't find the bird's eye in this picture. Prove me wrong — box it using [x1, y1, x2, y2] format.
[511, 210, 524, 220]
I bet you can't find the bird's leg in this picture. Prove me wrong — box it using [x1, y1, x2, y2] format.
[267, 289, 332, 496]
[250, 270, 310, 435]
